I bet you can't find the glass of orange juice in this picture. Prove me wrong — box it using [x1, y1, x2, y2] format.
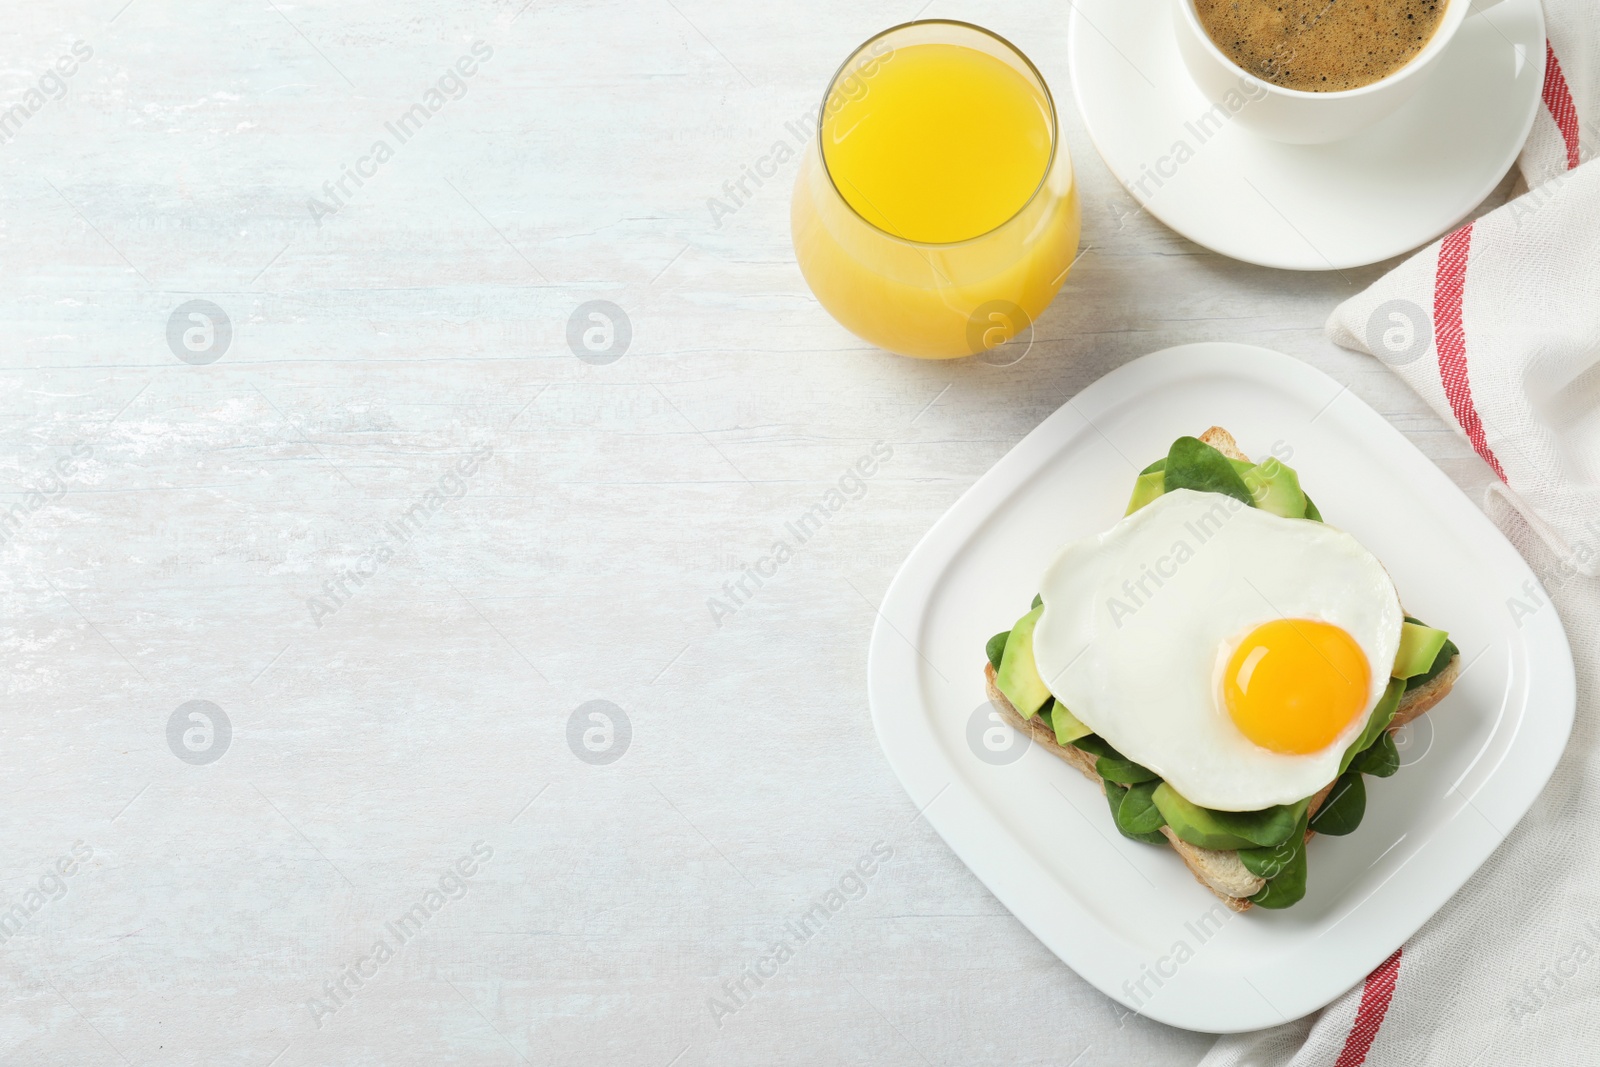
[791, 20, 1080, 360]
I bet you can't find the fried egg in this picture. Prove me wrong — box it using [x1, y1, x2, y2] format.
[1031, 488, 1402, 811]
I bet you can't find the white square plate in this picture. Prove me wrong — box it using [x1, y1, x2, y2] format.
[867, 343, 1575, 1032]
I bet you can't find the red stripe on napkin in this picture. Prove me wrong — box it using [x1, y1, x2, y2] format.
[1433, 225, 1508, 481]
[1541, 42, 1582, 171]
[1333, 948, 1403, 1067]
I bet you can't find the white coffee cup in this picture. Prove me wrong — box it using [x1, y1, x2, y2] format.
[1173, 0, 1507, 144]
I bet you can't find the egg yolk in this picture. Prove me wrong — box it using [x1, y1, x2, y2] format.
[1223, 619, 1371, 755]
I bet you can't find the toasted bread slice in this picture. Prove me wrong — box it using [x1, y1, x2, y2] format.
[1198, 425, 1249, 463]
[985, 427, 1459, 911]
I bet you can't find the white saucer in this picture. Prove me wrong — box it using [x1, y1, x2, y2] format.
[1067, 0, 1546, 270]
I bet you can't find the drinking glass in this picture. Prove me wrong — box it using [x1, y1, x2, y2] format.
[791, 21, 1080, 360]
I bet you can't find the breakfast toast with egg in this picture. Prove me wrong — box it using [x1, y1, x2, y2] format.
[984, 656, 1459, 910]
[984, 427, 1461, 912]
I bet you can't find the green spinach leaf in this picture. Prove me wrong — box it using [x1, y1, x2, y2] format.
[986, 631, 1010, 671]
[1097, 756, 1160, 785]
[1248, 812, 1310, 909]
[1162, 437, 1254, 505]
[1065, 733, 1159, 785]
[1350, 731, 1399, 778]
[1340, 678, 1405, 775]
[1070, 734, 1120, 760]
[1309, 772, 1366, 837]
[1106, 783, 1167, 843]
[1238, 828, 1302, 879]
[1207, 797, 1309, 848]
[1115, 780, 1166, 837]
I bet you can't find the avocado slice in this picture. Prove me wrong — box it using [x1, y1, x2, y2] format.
[1240, 457, 1308, 519]
[1393, 620, 1450, 679]
[1405, 634, 1458, 691]
[1124, 470, 1167, 515]
[995, 606, 1052, 719]
[1152, 783, 1307, 851]
[1051, 703, 1092, 746]
[1153, 785, 1253, 850]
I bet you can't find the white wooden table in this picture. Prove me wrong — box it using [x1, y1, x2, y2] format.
[0, 2, 1510, 1063]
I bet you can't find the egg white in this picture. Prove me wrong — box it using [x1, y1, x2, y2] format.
[1031, 488, 1402, 811]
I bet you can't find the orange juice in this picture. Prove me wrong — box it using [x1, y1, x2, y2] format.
[822, 43, 1052, 244]
[792, 23, 1080, 359]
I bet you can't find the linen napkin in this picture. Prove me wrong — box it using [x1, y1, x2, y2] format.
[1199, 10, 1600, 1066]
[1326, 148, 1600, 584]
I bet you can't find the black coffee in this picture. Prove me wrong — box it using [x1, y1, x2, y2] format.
[1194, 0, 1447, 92]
